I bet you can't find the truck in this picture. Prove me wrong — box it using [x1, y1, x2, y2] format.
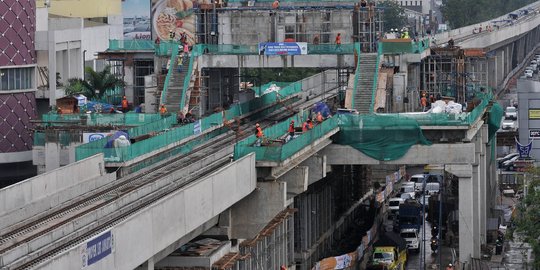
[398, 199, 423, 231]
[366, 232, 408, 270]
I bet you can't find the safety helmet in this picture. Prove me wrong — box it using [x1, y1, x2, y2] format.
[449, 264, 453, 267]
[256, 123, 260, 127]
[291, 120, 295, 123]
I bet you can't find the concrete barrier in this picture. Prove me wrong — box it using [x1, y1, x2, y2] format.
[32, 153, 256, 270]
[0, 154, 112, 231]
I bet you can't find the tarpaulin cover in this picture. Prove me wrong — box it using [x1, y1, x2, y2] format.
[104, 131, 129, 148]
[488, 102, 504, 141]
[312, 102, 331, 118]
[334, 114, 432, 161]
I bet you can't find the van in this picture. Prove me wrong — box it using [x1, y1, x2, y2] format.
[389, 197, 405, 216]
[410, 174, 425, 193]
[425, 182, 440, 195]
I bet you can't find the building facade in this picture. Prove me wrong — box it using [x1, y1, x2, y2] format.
[0, 0, 38, 185]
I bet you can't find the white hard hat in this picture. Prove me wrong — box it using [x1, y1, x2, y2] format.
[119, 135, 126, 140]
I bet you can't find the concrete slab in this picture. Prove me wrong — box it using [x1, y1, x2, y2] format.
[322, 143, 475, 165]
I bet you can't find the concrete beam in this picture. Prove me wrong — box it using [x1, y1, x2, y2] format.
[299, 155, 327, 185]
[322, 143, 475, 165]
[281, 166, 309, 197]
[200, 54, 355, 69]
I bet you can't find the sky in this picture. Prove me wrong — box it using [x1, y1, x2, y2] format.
[122, 0, 151, 18]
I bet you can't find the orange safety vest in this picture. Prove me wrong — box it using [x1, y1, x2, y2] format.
[335, 35, 341, 45]
[256, 127, 263, 138]
[420, 97, 427, 107]
[308, 121, 313, 129]
[272, 0, 279, 9]
[121, 99, 128, 109]
[288, 123, 295, 133]
[302, 122, 308, 132]
[160, 106, 167, 114]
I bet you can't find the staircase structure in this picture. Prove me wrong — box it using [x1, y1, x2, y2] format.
[163, 52, 192, 114]
[353, 53, 379, 114]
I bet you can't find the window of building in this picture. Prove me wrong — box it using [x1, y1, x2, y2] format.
[134, 60, 154, 105]
[0, 67, 33, 91]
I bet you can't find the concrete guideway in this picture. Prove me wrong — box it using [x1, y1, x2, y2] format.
[13, 153, 256, 270]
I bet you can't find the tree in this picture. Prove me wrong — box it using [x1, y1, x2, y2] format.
[63, 78, 92, 97]
[512, 167, 540, 269]
[441, 0, 537, 29]
[84, 66, 125, 100]
[378, 0, 407, 32]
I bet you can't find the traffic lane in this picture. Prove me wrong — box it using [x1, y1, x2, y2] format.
[406, 219, 455, 270]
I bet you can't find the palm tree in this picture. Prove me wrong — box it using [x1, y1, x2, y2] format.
[85, 65, 125, 100]
[63, 78, 93, 97]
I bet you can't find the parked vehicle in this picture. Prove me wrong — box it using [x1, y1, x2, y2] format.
[497, 153, 518, 168]
[524, 69, 533, 78]
[529, 63, 538, 71]
[398, 199, 423, 231]
[501, 156, 519, 171]
[419, 194, 431, 210]
[400, 228, 420, 252]
[505, 106, 517, 120]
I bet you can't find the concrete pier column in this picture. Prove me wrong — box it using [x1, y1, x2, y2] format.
[446, 164, 480, 264]
[300, 155, 326, 184]
[477, 125, 488, 245]
[230, 181, 288, 239]
[281, 166, 309, 197]
[45, 142, 60, 171]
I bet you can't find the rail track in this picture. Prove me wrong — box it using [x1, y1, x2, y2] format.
[0, 88, 339, 269]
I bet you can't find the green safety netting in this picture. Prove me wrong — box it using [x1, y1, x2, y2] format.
[380, 38, 431, 54]
[155, 41, 179, 56]
[41, 113, 163, 126]
[252, 81, 292, 97]
[34, 131, 87, 147]
[334, 114, 432, 161]
[75, 114, 177, 161]
[108, 40, 154, 51]
[234, 111, 339, 162]
[487, 102, 504, 141]
[75, 81, 302, 162]
[225, 81, 302, 121]
[161, 45, 180, 105]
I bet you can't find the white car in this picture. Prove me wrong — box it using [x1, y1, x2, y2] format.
[410, 174, 425, 193]
[532, 60, 538, 65]
[501, 119, 516, 130]
[400, 228, 420, 252]
[529, 63, 538, 71]
[505, 106, 517, 120]
[524, 69, 533, 78]
[400, 185, 416, 199]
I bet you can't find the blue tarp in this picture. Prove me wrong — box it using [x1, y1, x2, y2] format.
[312, 102, 331, 118]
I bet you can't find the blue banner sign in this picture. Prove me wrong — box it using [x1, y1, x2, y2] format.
[82, 231, 114, 267]
[258, 42, 308, 55]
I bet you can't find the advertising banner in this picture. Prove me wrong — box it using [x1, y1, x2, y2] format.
[123, 0, 152, 40]
[258, 42, 308, 55]
[152, 0, 210, 45]
[83, 132, 112, 143]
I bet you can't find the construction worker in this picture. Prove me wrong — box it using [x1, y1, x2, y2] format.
[307, 118, 313, 129]
[159, 104, 168, 116]
[280, 265, 287, 270]
[316, 112, 323, 123]
[445, 263, 454, 270]
[255, 123, 264, 147]
[302, 121, 309, 132]
[287, 120, 295, 141]
[272, 0, 279, 9]
[121, 96, 129, 112]
[420, 94, 427, 112]
[335, 33, 342, 51]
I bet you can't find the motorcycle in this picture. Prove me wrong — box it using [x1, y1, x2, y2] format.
[431, 225, 439, 238]
[430, 237, 439, 254]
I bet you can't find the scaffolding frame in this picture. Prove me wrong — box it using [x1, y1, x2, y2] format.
[421, 48, 489, 105]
